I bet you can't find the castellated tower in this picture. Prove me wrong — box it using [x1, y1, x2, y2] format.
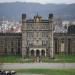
[21, 14, 27, 58]
[48, 14, 54, 58]
[21, 13, 54, 58]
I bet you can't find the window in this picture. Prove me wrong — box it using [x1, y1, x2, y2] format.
[37, 32, 39, 37]
[11, 48, 14, 53]
[42, 32, 48, 37]
[27, 23, 33, 30]
[27, 32, 33, 37]
[11, 41, 13, 47]
[5, 48, 7, 53]
[42, 40, 46, 46]
[27, 40, 33, 46]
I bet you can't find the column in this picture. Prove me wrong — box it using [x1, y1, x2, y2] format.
[29, 50, 31, 57]
[59, 39, 61, 53]
[22, 33, 27, 58]
[22, 14, 27, 58]
[40, 50, 41, 57]
[16, 40, 18, 54]
[7, 40, 11, 55]
[57, 39, 59, 53]
[64, 38, 68, 55]
[13, 40, 16, 55]
[45, 50, 46, 57]
[50, 34, 54, 58]
[34, 50, 36, 57]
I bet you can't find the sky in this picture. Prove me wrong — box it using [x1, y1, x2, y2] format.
[0, 0, 75, 4]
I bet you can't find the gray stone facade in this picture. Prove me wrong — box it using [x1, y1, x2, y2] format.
[0, 14, 75, 58]
[21, 14, 54, 58]
[54, 33, 75, 55]
[0, 33, 22, 55]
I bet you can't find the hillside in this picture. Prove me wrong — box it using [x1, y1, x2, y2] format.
[0, 2, 75, 21]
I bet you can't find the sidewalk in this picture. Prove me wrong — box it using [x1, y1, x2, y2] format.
[1, 63, 75, 69]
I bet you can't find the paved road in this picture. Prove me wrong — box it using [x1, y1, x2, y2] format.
[1, 63, 75, 69]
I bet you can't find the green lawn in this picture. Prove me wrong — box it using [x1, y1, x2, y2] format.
[55, 53, 75, 62]
[0, 55, 34, 63]
[16, 69, 75, 75]
[41, 53, 75, 63]
[0, 54, 75, 63]
[0, 55, 21, 63]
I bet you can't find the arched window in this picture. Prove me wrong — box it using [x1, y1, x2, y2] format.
[36, 50, 40, 57]
[41, 50, 45, 56]
[31, 50, 34, 56]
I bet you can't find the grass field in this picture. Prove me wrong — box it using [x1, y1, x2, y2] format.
[16, 69, 75, 75]
[0, 54, 75, 63]
[0, 55, 34, 63]
[42, 53, 75, 63]
[0, 55, 21, 63]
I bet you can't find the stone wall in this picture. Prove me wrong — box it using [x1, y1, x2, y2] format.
[54, 33, 75, 55]
[0, 33, 22, 55]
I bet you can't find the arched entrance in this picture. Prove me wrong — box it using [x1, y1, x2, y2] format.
[41, 50, 45, 56]
[31, 50, 34, 56]
[36, 50, 40, 57]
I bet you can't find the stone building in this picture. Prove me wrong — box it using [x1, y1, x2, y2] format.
[54, 33, 75, 55]
[21, 13, 54, 58]
[0, 33, 22, 55]
[0, 14, 75, 58]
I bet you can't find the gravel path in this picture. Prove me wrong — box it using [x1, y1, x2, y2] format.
[1, 63, 75, 69]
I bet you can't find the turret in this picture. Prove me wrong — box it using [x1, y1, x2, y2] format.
[48, 13, 53, 30]
[48, 13, 53, 22]
[22, 13, 26, 31]
[22, 13, 26, 22]
[21, 13, 27, 58]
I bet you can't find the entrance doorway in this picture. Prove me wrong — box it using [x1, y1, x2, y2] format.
[31, 50, 34, 56]
[36, 50, 40, 57]
[41, 50, 45, 56]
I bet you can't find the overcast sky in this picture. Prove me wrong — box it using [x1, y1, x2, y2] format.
[0, 0, 75, 4]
